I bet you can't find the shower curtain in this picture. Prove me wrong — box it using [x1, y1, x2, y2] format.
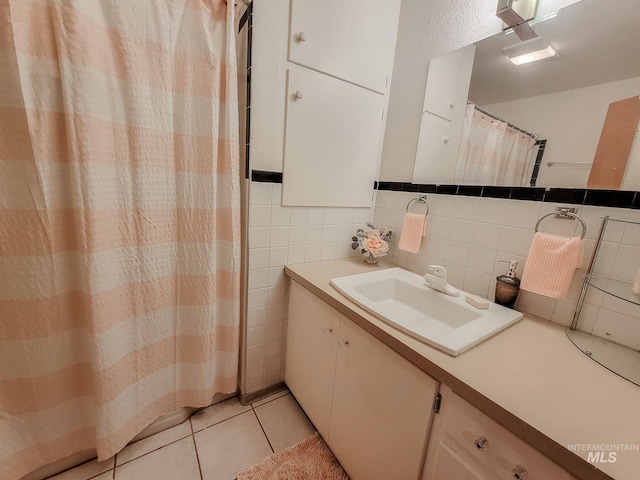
[454, 104, 536, 186]
[0, 1, 240, 478]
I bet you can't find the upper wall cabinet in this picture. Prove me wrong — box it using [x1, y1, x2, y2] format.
[414, 44, 475, 184]
[282, 69, 385, 207]
[289, 0, 401, 94]
[422, 44, 475, 121]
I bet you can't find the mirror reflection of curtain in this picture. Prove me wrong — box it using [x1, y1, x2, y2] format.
[454, 104, 537, 186]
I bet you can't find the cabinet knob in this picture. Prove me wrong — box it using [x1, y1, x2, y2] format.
[511, 465, 528, 479]
[294, 90, 304, 100]
[322, 327, 333, 334]
[449, 101, 455, 109]
[443, 136, 449, 144]
[296, 31, 308, 42]
[474, 436, 489, 452]
[342, 339, 350, 347]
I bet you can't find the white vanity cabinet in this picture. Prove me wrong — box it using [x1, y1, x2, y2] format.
[286, 281, 438, 480]
[423, 384, 579, 480]
[289, 0, 401, 94]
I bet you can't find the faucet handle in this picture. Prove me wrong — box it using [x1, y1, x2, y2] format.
[427, 265, 447, 279]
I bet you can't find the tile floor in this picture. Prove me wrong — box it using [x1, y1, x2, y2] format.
[48, 389, 316, 480]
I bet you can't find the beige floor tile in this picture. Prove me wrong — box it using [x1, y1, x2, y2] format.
[113, 437, 200, 480]
[254, 393, 316, 452]
[250, 387, 289, 408]
[195, 411, 272, 480]
[49, 457, 114, 480]
[190, 395, 252, 432]
[115, 420, 191, 466]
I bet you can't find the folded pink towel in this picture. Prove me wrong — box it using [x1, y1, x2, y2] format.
[398, 213, 427, 254]
[520, 232, 583, 299]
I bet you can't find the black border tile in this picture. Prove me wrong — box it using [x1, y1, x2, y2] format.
[457, 185, 483, 197]
[247, 172, 640, 210]
[251, 170, 282, 183]
[584, 190, 634, 208]
[377, 181, 405, 191]
[543, 188, 586, 204]
[481, 186, 511, 199]
[436, 184, 458, 195]
[510, 187, 545, 201]
[417, 184, 437, 193]
[401, 183, 420, 192]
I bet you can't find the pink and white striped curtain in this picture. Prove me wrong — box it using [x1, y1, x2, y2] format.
[0, 1, 240, 478]
[454, 104, 537, 186]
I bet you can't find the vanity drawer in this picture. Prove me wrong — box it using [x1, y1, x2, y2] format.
[440, 388, 577, 480]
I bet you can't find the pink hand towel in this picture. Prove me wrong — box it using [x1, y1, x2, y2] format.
[520, 232, 583, 299]
[398, 213, 427, 254]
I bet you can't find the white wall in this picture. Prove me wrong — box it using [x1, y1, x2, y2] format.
[486, 76, 640, 188]
[381, 0, 581, 182]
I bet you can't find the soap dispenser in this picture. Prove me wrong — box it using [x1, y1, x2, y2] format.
[495, 260, 520, 309]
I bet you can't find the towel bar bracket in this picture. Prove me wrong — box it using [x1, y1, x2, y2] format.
[535, 207, 586, 239]
[406, 195, 429, 217]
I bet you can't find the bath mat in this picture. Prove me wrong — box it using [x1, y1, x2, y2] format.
[236, 432, 349, 480]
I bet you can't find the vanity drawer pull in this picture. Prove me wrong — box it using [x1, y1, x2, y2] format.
[474, 436, 489, 451]
[512, 464, 528, 479]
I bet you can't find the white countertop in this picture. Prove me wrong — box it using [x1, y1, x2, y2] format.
[285, 257, 640, 480]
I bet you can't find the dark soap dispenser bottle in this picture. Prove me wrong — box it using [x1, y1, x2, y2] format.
[495, 260, 520, 309]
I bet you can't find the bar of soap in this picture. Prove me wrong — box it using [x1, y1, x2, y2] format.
[466, 294, 490, 309]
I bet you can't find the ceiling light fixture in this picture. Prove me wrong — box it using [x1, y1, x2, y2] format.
[503, 36, 558, 65]
[496, 0, 539, 41]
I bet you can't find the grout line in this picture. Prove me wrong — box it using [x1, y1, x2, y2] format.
[115, 432, 192, 468]
[191, 432, 204, 480]
[191, 408, 254, 434]
[188, 417, 204, 480]
[251, 406, 274, 453]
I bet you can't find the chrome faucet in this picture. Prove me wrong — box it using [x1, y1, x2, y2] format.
[424, 265, 459, 296]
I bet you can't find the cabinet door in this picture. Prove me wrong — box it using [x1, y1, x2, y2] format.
[282, 68, 385, 207]
[285, 281, 341, 438]
[289, 0, 401, 93]
[423, 44, 475, 121]
[424, 385, 579, 480]
[329, 317, 438, 480]
[413, 113, 456, 184]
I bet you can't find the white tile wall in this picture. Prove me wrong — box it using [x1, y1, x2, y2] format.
[244, 181, 374, 394]
[374, 190, 637, 331]
[244, 184, 639, 394]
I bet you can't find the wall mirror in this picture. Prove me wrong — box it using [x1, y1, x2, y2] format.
[413, 0, 640, 189]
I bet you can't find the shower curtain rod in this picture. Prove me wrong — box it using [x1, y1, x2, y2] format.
[472, 104, 538, 140]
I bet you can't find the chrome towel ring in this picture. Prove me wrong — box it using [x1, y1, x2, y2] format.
[406, 195, 429, 216]
[534, 209, 586, 239]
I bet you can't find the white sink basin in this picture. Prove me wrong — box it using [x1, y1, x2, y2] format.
[330, 268, 522, 356]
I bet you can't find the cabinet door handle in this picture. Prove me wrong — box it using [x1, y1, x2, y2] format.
[341, 339, 350, 347]
[449, 100, 455, 108]
[443, 136, 449, 144]
[294, 90, 304, 100]
[511, 465, 528, 479]
[474, 436, 489, 451]
[322, 327, 333, 334]
[296, 31, 308, 42]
